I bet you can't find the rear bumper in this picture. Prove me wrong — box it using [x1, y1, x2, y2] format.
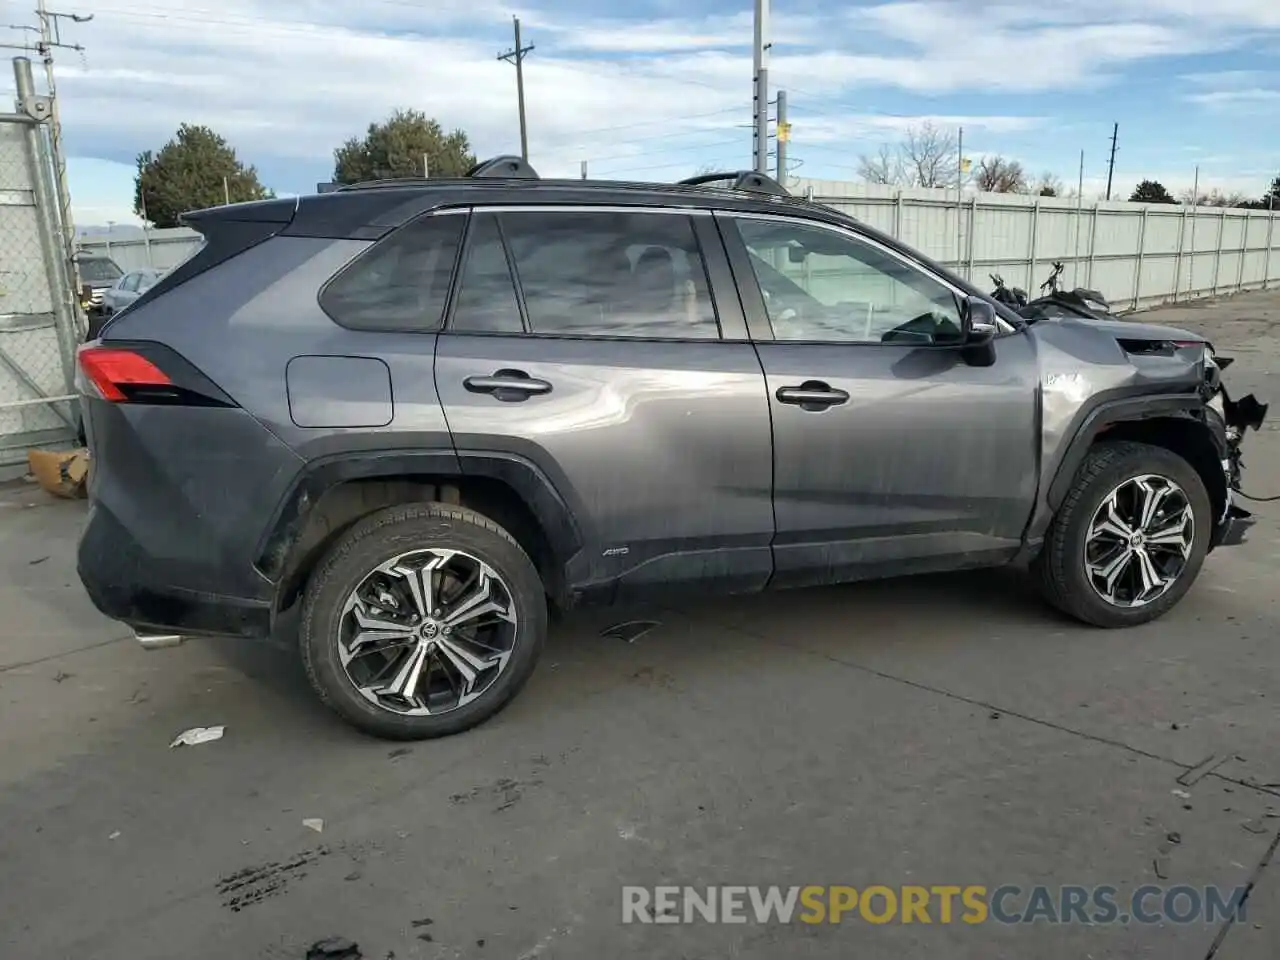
[78, 502, 273, 639]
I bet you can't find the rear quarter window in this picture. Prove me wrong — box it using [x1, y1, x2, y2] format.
[320, 216, 465, 332]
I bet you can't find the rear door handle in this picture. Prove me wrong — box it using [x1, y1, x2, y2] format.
[776, 381, 849, 409]
[463, 369, 553, 402]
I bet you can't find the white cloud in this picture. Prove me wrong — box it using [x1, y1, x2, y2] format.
[0, 0, 1272, 218]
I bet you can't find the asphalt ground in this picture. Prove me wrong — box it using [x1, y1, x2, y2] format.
[2, 289, 1278, 960]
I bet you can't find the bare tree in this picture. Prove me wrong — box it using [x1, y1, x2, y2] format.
[856, 144, 903, 185]
[856, 121, 958, 189]
[1033, 172, 1063, 197]
[903, 121, 958, 188]
[1181, 186, 1248, 207]
[973, 155, 1028, 193]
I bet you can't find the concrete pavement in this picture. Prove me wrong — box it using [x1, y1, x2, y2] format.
[1, 290, 1278, 960]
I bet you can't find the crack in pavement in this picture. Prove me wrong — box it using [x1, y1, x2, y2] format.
[0, 633, 134, 674]
[710, 616, 1280, 801]
[708, 616, 1280, 955]
[1203, 826, 1280, 959]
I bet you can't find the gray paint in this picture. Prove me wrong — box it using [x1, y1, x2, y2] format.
[77, 186, 1251, 641]
[286, 355, 393, 428]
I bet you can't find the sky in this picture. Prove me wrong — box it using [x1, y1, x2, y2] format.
[1, 0, 1279, 225]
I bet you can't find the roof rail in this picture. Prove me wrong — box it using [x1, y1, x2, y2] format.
[335, 178, 431, 192]
[467, 155, 540, 179]
[678, 170, 790, 197]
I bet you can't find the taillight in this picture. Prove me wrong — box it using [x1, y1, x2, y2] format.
[78, 346, 172, 402]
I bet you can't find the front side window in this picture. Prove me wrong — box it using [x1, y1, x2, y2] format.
[321, 215, 464, 332]
[499, 211, 720, 339]
[734, 218, 964, 345]
[119, 273, 139, 292]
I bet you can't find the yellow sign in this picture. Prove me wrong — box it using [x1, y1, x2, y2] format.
[778, 122, 792, 143]
[960, 157, 972, 173]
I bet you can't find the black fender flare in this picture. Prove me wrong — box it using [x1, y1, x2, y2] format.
[1045, 393, 1217, 511]
[253, 447, 588, 592]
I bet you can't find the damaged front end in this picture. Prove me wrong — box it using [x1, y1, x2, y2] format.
[1203, 347, 1269, 548]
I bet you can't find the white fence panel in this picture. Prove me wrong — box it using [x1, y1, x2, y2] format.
[793, 178, 1280, 311]
[73, 181, 1280, 315]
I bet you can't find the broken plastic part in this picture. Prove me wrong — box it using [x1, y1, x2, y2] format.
[170, 725, 225, 747]
[601, 620, 661, 644]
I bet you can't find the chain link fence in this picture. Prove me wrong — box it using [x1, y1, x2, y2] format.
[0, 59, 80, 470]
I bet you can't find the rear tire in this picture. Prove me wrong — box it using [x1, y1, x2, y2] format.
[299, 502, 547, 740]
[1035, 441, 1211, 627]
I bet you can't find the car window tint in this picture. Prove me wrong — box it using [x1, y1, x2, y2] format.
[449, 215, 524, 334]
[120, 273, 139, 292]
[735, 218, 963, 345]
[321, 216, 464, 332]
[500, 211, 720, 339]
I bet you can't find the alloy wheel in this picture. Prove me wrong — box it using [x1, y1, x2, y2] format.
[337, 548, 518, 716]
[1083, 474, 1195, 608]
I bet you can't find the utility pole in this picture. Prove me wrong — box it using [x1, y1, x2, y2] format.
[33, 1, 89, 275]
[580, 160, 588, 180]
[1105, 122, 1118, 201]
[498, 17, 534, 161]
[422, 152, 430, 178]
[223, 176, 230, 205]
[774, 90, 788, 184]
[753, 0, 770, 173]
[955, 126, 964, 265]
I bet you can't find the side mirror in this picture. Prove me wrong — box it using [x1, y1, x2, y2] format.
[959, 295, 998, 367]
[961, 295, 998, 345]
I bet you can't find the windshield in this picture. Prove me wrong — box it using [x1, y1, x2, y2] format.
[78, 258, 123, 283]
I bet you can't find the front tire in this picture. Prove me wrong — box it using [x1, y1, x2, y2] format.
[1036, 441, 1211, 627]
[299, 502, 547, 740]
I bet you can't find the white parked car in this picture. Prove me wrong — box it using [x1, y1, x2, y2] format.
[101, 268, 165, 315]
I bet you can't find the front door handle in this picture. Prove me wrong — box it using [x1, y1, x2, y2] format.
[464, 369, 553, 402]
[776, 380, 849, 410]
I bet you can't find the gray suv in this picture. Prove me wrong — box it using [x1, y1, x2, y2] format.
[75, 158, 1267, 740]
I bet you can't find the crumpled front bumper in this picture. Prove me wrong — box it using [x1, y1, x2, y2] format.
[1210, 378, 1268, 550]
[1212, 499, 1255, 548]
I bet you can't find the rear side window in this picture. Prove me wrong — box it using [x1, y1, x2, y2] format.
[449, 215, 524, 334]
[500, 211, 720, 339]
[321, 215, 464, 332]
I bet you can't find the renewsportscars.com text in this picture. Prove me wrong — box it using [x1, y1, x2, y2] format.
[622, 884, 1248, 926]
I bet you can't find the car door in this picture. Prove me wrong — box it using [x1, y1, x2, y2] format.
[433, 207, 775, 601]
[718, 212, 1039, 590]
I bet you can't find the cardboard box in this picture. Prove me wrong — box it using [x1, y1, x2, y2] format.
[28, 447, 90, 499]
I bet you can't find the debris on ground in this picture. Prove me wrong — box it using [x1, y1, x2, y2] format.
[170, 725, 225, 747]
[303, 818, 324, 833]
[988, 711, 1001, 720]
[411, 918, 434, 928]
[27, 448, 89, 499]
[600, 619, 661, 644]
[52, 670, 72, 683]
[1166, 831, 1182, 845]
[108, 831, 120, 840]
[1154, 857, 1170, 879]
[306, 937, 361, 959]
[1171, 788, 1191, 799]
[1241, 819, 1268, 834]
[28, 555, 48, 565]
